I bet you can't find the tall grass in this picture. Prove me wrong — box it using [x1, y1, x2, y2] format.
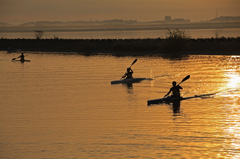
[160, 28, 191, 53]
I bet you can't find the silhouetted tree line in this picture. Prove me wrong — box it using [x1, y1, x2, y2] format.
[1, 37, 239, 55]
[1, 29, 239, 55]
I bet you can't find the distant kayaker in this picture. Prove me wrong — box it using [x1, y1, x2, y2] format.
[7, 47, 12, 53]
[18, 53, 25, 61]
[122, 67, 133, 79]
[164, 81, 182, 98]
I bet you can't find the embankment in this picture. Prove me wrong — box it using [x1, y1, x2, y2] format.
[1, 38, 240, 55]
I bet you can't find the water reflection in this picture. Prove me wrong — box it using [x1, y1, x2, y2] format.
[172, 100, 181, 114]
[160, 54, 189, 61]
[217, 56, 240, 158]
[123, 83, 134, 94]
[156, 101, 182, 115]
[221, 56, 240, 98]
[223, 111, 240, 158]
[226, 73, 240, 90]
[125, 83, 133, 89]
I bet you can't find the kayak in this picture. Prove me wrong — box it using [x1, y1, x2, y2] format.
[111, 78, 146, 85]
[12, 60, 31, 62]
[147, 96, 198, 105]
[148, 93, 216, 105]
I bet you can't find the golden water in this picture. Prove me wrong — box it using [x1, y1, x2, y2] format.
[0, 52, 240, 158]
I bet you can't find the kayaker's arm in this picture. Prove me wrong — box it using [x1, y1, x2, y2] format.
[122, 73, 127, 78]
[164, 89, 171, 98]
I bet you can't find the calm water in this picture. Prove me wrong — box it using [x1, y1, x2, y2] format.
[1, 28, 240, 39]
[0, 52, 240, 159]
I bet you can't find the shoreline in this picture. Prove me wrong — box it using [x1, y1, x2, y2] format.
[1, 38, 240, 56]
[1, 21, 240, 33]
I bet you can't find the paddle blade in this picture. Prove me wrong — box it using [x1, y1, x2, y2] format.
[130, 59, 137, 67]
[179, 75, 190, 84]
[132, 59, 137, 65]
[182, 75, 190, 82]
[12, 58, 16, 60]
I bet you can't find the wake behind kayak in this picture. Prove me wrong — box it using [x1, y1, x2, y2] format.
[12, 59, 31, 62]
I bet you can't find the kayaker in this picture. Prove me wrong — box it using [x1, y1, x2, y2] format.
[18, 53, 25, 62]
[164, 81, 182, 98]
[7, 47, 12, 53]
[122, 67, 133, 79]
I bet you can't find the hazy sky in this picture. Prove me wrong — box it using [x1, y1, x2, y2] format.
[1, 0, 239, 24]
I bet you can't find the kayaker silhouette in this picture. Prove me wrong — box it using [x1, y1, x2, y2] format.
[164, 81, 183, 98]
[122, 67, 133, 79]
[18, 53, 25, 62]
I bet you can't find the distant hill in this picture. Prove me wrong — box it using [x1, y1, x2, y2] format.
[0, 22, 12, 27]
[18, 19, 138, 27]
[1, 16, 240, 27]
[0, 16, 239, 32]
[209, 16, 240, 22]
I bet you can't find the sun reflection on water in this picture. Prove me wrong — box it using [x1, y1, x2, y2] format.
[226, 73, 240, 89]
[221, 56, 240, 98]
[221, 56, 240, 158]
[223, 114, 240, 158]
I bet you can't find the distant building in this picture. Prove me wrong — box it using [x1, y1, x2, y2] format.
[164, 16, 190, 23]
[172, 18, 190, 23]
[165, 16, 172, 22]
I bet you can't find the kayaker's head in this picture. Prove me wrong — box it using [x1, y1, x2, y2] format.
[127, 68, 131, 72]
[172, 81, 177, 86]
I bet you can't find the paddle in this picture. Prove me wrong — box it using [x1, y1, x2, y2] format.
[12, 57, 19, 60]
[177, 75, 190, 86]
[121, 59, 137, 79]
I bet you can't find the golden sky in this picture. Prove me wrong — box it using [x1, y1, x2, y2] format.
[0, 0, 239, 24]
